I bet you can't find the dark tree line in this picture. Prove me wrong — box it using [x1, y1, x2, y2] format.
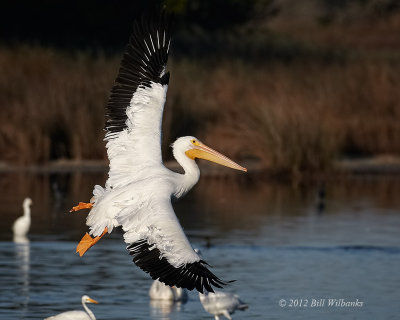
[0, 0, 273, 52]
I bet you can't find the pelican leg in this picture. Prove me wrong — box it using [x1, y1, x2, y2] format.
[70, 202, 93, 212]
[76, 227, 108, 257]
[222, 311, 232, 320]
[214, 316, 220, 320]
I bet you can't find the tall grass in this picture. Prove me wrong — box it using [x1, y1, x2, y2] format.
[169, 59, 400, 173]
[0, 46, 116, 164]
[0, 45, 399, 173]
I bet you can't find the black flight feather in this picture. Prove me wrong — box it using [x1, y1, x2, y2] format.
[127, 239, 232, 294]
[105, 11, 172, 136]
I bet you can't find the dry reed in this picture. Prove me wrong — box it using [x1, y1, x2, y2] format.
[1, 45, 399, 173]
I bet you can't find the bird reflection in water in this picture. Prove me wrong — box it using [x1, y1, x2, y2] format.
[149, 299, 183, 319]
[14, 239, 30, 311]
[199, 291, 248, 320]
[149, 280, 188, 318]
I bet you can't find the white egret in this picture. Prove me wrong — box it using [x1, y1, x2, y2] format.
[44, 295, 98, 320]
[70, 12, 246, 293]
[199, 291, 248, 320]
[149, 279, 188, 302]
[12, 198, 32, 238]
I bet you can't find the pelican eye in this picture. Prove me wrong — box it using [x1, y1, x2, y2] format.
[191, 139, 196, 144]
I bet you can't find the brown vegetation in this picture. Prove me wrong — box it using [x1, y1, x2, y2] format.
[167, 57, 400, 174]
[0, 46, 116, 164]
[0, 45, 399, 174]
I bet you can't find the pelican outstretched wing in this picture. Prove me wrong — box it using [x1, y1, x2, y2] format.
[118, 196, 230, 293]
[105, 13, 172, 187]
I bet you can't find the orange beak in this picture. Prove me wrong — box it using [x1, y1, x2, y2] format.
[185, 142, 247, 172]
[87, 298, 99, 304]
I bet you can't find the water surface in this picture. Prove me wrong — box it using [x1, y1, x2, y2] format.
[0, 172, 399, 319]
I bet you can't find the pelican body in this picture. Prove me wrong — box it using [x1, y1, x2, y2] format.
[44, 295, 98, 320]
[71, 12, 246, 293]
[12, 198, 32, 237]
[199, 292, 248, 320]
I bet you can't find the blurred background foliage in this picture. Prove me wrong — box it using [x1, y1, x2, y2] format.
[0, 0, 399, 174]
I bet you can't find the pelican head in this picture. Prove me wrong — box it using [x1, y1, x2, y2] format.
[172, 136, 246, 172]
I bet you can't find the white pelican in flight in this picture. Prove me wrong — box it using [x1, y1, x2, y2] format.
[44, 295, 98, 320]
[12, 197, 32, 238]
[70, 12, 246, 293]
[199, 291, 248, 320]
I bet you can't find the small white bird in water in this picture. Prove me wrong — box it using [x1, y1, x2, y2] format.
[199, 291, 248, 320]
[44, 295, 98, 320]
[149, 279, 188, 302]
[12, 198, 32, 238]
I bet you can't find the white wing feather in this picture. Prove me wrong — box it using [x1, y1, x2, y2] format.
[106, 83, 167, 188]
[118, 195, 199, 267]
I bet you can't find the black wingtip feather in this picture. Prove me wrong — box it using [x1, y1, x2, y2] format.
[127, 240, 230, 293]
[105, 10, 172, 136]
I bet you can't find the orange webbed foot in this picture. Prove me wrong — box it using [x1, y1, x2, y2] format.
[70, 202, 93, 213]
[76, 227, 108, 257]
